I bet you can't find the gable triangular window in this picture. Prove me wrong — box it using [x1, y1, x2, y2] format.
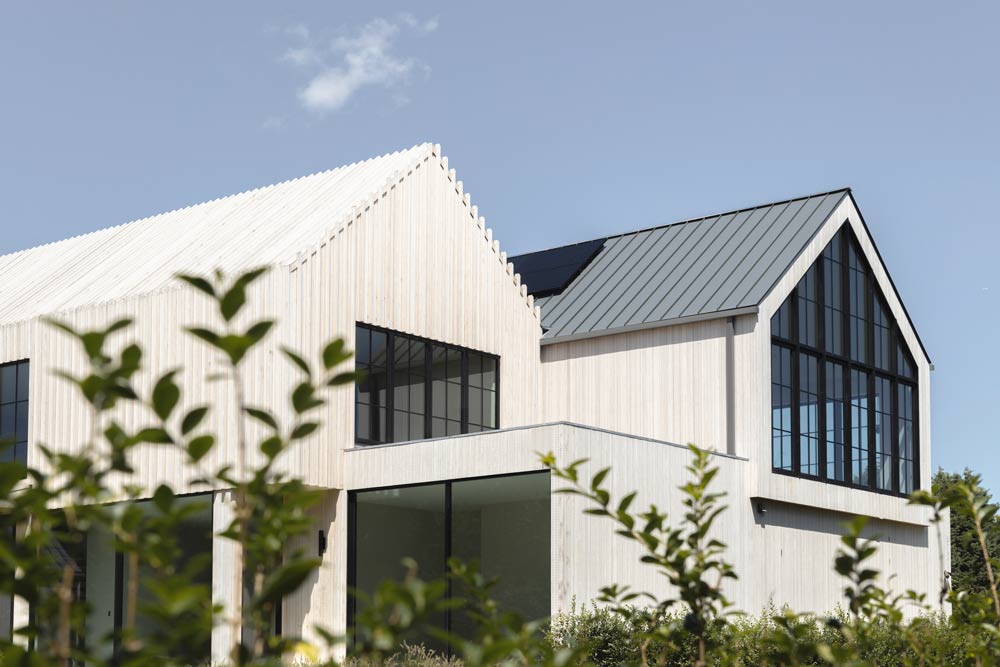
[771, 226, 918, 495]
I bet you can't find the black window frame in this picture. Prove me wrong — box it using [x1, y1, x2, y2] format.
[770, 226, 919, 497]
[354, 324, 500, 446]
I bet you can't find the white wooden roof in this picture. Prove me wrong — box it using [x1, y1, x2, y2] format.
[0, 143, 434, 323]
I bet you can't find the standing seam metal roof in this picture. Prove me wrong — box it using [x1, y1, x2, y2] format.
[517, 189, 850, 341]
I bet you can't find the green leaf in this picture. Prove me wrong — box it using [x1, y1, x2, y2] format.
[290, 422, 319, 440]
[176, 274, 216, 298]
[245, 320, 274, 344]
[152, 484, 175, 512]
[326, 370, 363, 387]
[282, 347, 312, 377]
[245, 407, 278, 430]
[322, 339, 352, 370]
[219, 287, 246, 322]
[186, 327, 221, 346]
[187, 435, 215, 462]
[151, 371, 180, 421]
[105, 318, 133, 336]
[254, 559, 322, 609]
[136, 427, 172, 444]
[291, 383, 323, 414]
[591, 467, 610, 491]
[260, 436, 284, 458]
[181, 406, 209, 435]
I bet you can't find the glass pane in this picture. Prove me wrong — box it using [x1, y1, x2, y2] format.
[850, 369, 870, 486]
[15, 402, 27, 443]
[823, 239, 844, 356]
[484, 389, 497, 429]
[873, 298, 891, 371]
[468, 353, 483, 389]
[431, 380, 446, 418]
[0, 404, 13, 440]
[898, 384, 915, 493]
[0, 366, 14, 405]
[447, 382, 461, 421]
[873, 376, 893, 491]
[393, 411, 410, 441]
[432, 417, 446, 438]
[848, 244, 868, 364]
[353, 484, 447, 651]
[368, 367, 388, 411]
[771, 345, 793, 471]
[825, 362, 845, 482]
[15, 363, 28, 402]
[799, 354, 819, 477]
[797, 266, 819, 348]
[897, 342, 915, 378]
[356, 404, 371, 442]
[771, 298, 791, 340]
[370, 330, 387, 367]
[451, 474, 550, 638]
[469, 386, 483, 426]
[355, 326, 371, 365]
[482, 357, 497, 392]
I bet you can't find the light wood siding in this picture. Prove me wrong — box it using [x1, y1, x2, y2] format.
[0, 147, 541, 500]
[341, 423, 947, 645]
[539, 320, 728, 452]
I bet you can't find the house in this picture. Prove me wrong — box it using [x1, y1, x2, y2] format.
[0, 143, 947, 661]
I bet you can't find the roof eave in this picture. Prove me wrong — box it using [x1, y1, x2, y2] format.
[539, 306, 758, 346]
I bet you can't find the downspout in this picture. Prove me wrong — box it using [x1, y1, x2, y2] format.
[725, 316, 736, 455]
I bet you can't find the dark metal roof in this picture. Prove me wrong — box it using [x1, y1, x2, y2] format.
[511, 189, 850, 342]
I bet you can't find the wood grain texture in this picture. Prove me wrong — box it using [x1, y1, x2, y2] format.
[0, 146, 541, 500]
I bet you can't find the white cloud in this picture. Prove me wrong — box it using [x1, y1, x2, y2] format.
[281, 15, 437, 115]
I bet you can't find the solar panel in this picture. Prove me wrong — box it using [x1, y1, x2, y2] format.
[509, 238, 606, 297]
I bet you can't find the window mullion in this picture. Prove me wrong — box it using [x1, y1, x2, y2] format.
[386, 333, 395, 443]
[817, 254, 827, 480]
[460, 351, 470, 434]
[424, 343, 432, 439]
[790, 288, 800, 474]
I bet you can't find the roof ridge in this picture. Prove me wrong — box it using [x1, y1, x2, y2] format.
[0, 142, 434, 264]
[511, 187, 851, 259]
[286, 144, 541, 321]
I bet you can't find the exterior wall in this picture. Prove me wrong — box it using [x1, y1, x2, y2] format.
[0, 146, 541, 500]
[326, 423, 947, 659]
[283, 148, 542, 489]
[539, 320, 729, 453]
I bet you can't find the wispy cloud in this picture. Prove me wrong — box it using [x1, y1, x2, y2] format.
[280, 15, 437, 115]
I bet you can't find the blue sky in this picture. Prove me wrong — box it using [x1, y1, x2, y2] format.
[1, 2, 998, 493]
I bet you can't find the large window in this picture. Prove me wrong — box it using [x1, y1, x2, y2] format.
[0, 360, 28, 466]
[770, 227, 919, 496]
[355, 325, 499, 445]
[348, 472, 550, 649]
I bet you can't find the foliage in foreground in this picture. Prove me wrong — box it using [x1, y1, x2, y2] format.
[0, 266, 997, 666]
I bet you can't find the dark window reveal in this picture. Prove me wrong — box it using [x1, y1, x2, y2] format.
[770, 227, 919, 496]
[355, 325, 499, 445]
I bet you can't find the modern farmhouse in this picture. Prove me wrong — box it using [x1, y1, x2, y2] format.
[0, 143, 947, 660]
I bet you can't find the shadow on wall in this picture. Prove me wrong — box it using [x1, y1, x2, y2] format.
[750, 498, 928, 549]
